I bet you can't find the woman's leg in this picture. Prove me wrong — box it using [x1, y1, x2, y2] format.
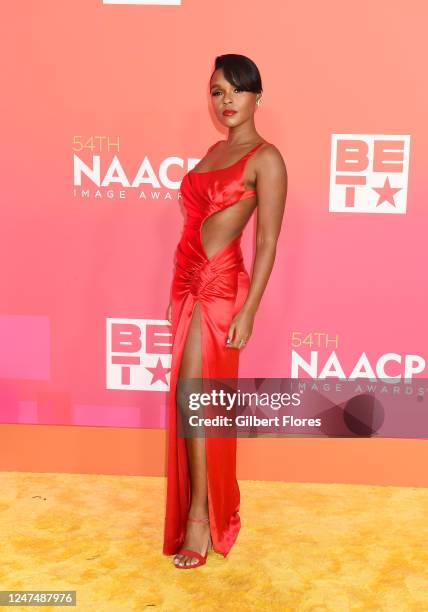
[173, 302, 211, 567]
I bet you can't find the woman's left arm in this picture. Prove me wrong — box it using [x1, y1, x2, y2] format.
[226, 145, 288, 349]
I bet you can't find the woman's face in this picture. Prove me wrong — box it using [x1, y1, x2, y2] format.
[209, 68, 259, 128]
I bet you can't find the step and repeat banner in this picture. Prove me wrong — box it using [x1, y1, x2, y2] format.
[1, 1, 426, 483]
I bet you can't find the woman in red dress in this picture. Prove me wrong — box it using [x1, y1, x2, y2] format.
[163, 54, 288, 568]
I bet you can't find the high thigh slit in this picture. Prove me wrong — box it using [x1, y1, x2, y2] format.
[163, 140, 267, 558]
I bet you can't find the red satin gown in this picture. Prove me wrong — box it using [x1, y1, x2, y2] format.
[163, 140, 265, 558]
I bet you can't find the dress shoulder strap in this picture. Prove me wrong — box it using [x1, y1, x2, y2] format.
[240, 141, 267, 161]
[238, 142, 268, 199]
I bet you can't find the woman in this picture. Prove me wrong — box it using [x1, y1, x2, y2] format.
[163, 53, 287, 569]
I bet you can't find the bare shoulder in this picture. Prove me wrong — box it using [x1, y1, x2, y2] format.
[207, 140, 224, 153]
[258, 142, 286, 165]
[256, 142, 287, 177]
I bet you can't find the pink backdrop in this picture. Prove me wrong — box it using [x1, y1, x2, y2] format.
[1, 1, 426, 482]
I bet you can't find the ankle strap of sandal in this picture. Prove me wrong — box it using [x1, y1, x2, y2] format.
[187, 515, 209, 523]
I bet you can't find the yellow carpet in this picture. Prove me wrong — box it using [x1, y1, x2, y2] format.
[0, 472, 427, 611]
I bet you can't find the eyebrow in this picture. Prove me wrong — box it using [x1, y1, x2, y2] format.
[210, 83, 222, 89]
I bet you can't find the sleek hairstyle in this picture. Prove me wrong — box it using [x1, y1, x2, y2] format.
[211, 54, 263, 94]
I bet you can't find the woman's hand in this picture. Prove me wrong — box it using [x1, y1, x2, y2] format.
[226, 308, 255, 349]
[167, 302, 172, 324]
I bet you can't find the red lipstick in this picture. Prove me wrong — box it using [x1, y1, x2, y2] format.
[222, 110, 237, 116]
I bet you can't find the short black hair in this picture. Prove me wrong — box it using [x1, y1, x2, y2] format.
[211, 54, 262, 94]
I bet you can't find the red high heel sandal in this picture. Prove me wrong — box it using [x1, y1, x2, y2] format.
[175, 516, 212, 569]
